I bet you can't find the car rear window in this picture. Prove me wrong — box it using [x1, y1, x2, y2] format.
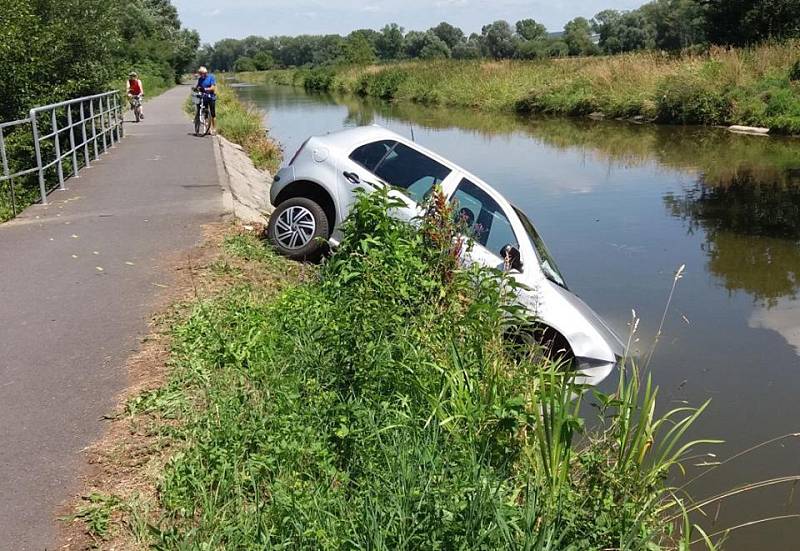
[349, 140, 396, 172]
[350, 140, 451, 203]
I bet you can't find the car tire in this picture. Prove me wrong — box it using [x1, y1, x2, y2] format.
[267, 197, 330, 261]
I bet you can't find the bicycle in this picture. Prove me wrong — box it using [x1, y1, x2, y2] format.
[192, 92, 212, 136]
[129, 94, 143, 122]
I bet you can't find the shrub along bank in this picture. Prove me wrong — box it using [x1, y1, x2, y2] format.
[74, 189, 721, 549]
[240, 40, 800, 134]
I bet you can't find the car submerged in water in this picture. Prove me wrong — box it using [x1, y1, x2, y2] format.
[267, 126, 624, 386]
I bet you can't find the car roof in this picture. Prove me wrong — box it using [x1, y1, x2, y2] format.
[316, 125, 472, 180]
[316, 125, 401, 150]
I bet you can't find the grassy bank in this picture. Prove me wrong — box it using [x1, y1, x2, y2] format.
[66, 189, 724, 549]
[239, 40, 800, 133]
[187, 81, 282, 173]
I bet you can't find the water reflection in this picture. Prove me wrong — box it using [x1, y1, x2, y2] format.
[664, 171, 800, 309]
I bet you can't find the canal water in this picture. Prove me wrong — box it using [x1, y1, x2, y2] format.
[236, 83, 800, 549]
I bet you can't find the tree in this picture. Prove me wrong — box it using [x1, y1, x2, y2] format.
[704, 0, 800, 46]
[547, 40, 569, 57]
[514, 39, 548, 59]
[452, 35, 483, 59]
[404, 31, 450, 59]
[253, 51, 274, 70]
[564, 17, 599, 56]
[515, 18, 547, 41]
[419, 34, 451, 59]
[343, 33, 376, 65]
[430, 22, 465, 49]
[234, 56, 257, 72]
[593, 9, 654, 53]
[481, 20, 517, 59]
[644, 0, 706, 50]
[376, 23, 405, 60]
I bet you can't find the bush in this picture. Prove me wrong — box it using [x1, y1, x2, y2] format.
[303, 67, 336, 91]
[656, 75, 732, 124]
[357, 68, 409, 99]
[144, 188, 713, 549]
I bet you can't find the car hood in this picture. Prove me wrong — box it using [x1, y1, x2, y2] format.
[523, 277, 625, 364]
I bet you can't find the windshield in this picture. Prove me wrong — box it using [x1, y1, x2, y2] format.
[512, 206, 568, 289]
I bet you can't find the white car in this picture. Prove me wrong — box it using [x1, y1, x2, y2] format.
[268, 126, 623, 386]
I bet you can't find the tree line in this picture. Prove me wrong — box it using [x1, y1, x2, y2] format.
[201, 0, 800, 72]
[2, 0, 199, 121]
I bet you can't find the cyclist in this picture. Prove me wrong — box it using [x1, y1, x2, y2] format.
[126, 72, 144, 119]
[194, 66, 217, 135]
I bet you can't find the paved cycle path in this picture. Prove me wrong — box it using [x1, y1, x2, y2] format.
[0, 85, 225, 549]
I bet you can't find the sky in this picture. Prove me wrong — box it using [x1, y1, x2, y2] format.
[172, 0, 646, 44]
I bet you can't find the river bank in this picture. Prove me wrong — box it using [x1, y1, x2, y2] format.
[238, 40, 800, 134]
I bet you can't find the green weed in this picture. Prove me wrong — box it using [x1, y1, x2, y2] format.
[129, 188, 717, 549]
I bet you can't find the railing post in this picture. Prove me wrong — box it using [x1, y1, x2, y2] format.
[30, 111, 48, 205]
[80, 100, 90, 169]
[0, 127, 17, 216]
[89, 99, 99, 161]
[115, 94, 124, 140]
[67, 104, 79, 178]
[51, 109, 65, 190]
[99, 96, 108, 153]
[117, 94, 124, 139]
[112, 94, 120, 144]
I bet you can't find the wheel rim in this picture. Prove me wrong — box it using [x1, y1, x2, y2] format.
[274, 206, 316, 250]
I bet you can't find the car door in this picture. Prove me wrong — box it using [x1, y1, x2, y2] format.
[337, 139, 452, 225]
[449, 177, 522, 274]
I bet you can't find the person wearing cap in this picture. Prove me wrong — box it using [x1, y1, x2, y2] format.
[194, 66, 217, 135]
[126, 72, 144, 119]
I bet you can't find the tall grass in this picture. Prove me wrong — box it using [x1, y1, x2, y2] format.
[120, 188, 720, 549]
[242, 40, 800, 133]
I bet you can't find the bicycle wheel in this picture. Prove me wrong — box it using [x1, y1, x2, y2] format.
[194, 110, 202, 136]
[202, 107, 212, 136]
[134, 105, 141, 123]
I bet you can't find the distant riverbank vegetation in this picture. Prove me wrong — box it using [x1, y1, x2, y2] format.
[203, 0, 800, 133]
[242, 41, 800, 133]
[1, 0, 200, 221]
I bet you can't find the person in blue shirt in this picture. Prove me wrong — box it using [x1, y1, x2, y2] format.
[194, 66, 217, 135]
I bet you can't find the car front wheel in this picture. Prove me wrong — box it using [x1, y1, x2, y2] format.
[267, 197, 330, 261]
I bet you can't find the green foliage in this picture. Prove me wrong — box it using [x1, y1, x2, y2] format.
[126, 189, 714, 549]
[564, 17, 600, 56]
[482, 20, 518, 59]
[656, 75, 732, 124]
[431, 21, 466, 50]
[0, 0, 197, 219]
[516, 18, 548, 41]
[234, 56, 257, 72]
[343, 33, 377, 65]
[69, 493, 123, 539]
[705, 0, 800, 46]
[376, 23, 405, 60]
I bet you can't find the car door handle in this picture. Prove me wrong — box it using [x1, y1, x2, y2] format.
[343, 171, 360, 184]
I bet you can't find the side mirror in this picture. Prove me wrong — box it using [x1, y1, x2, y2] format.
[501, 244, 523, 272]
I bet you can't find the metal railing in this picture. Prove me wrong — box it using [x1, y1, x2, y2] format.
[0, 90, 124, 217]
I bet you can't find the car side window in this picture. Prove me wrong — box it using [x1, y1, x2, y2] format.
[349, 140, 397, 172]
[374, 143, 451, 203]
[451, 178, 519, 257]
